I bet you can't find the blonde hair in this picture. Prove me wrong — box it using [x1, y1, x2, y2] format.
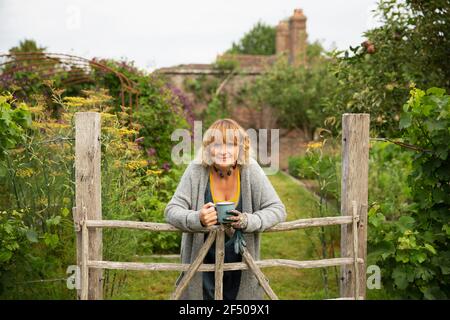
[194, 119, 254, 167]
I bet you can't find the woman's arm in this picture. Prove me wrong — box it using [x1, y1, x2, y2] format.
[164, 163, 208, 232]
[244, 164, 287, 233]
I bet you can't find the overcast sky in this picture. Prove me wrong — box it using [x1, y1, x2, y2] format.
[0, 0, 381, 71]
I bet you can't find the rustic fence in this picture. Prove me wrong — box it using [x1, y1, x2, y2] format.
[72, 112, 369, 300]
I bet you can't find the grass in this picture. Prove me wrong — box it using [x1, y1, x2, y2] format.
[108, 171, 388, 300]
[260, 171, 340, 299]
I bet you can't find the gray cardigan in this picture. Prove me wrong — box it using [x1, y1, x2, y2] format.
[164, 157, 287, 300]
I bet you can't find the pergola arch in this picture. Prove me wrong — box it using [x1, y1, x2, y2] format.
[0, 52, 139, 112]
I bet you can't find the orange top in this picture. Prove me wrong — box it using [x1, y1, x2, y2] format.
[209, 166, 240, 204]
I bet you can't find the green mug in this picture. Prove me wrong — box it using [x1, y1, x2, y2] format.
[215, 201, 236, 224]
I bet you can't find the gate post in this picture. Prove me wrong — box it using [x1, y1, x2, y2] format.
[340, 113, 369, 299]
[75, 112, 103, 300]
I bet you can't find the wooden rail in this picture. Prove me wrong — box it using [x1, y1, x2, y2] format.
[87, 257, 364, 272]
[83, 215, 354, 232]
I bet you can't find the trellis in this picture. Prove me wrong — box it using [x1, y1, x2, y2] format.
[0, 52, 139, 111]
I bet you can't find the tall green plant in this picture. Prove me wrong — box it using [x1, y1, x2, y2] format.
[0, 93, 31, 159]
[288, 139, 342, 297]
[324, 0, 450, 137]
[368, 86, 450, 299]
[91, 58, 191, 167]
[227, 21, 276, 55]
[244, 41, 337, 139]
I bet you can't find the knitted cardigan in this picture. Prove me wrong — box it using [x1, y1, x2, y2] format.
[164, 157, 287, 299]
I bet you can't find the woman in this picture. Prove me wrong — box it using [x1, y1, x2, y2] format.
[164, 118, 286, 300]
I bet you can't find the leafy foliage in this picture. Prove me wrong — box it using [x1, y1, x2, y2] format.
[181, 57, 240, 129]
[0, 40, 77, 112]
[288, 139, 342, 296]
[227, 21, 276, 55]
[323, 0, 450, 137]
[368, 87, 450, 299]
[0, 93, 31, 159]
[288, 142, 339, 188]
[243, 41, 337, 138]
[91, 58, 192, 167]
[0, 209, 33, 295]
[0, 45, 190, 297]
[368, 141, 413, 221]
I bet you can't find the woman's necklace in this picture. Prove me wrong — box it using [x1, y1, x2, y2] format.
[213, 160, 237, 178]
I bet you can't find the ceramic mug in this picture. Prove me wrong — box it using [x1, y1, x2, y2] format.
[215, 201, 236, 224]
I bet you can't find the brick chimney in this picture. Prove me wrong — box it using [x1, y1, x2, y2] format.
[276, 20, 289, 55]
[288, 8, 308, 66]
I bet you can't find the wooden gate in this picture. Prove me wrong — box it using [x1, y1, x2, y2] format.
[72, 112, 369, 300]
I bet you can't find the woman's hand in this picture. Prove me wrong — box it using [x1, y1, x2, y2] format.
[224, 209, 248, 254]
[224, 209, 248, 230]
[199, 202, 217, 227]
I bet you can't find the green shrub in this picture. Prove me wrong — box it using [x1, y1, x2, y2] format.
[368, 141, 413, 220]
[0, 209, 33, 294]
[288, 147, 340, 185]
[226, 21, 276, 56]
[323, 0, 450, 137]
[368, 87, 450, 299]
[0, 83, 186, 298]
[288, 155, 315, 179]
[0, 93, 31, 158]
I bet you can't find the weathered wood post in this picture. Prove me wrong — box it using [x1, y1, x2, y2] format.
[81, 207, 89, 300]
[215, 226, 225, 300]
[74, 112, 103, 300]
[340, 113, 369, 299]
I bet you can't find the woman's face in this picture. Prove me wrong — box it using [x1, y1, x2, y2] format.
[209, 139, 239, 168]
